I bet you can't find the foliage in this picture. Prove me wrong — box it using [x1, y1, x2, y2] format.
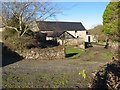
[103, 2, 120, 41]
[4, 28, 17, 38]
[112, 38, 120, 42]
[88, 25, 107, 42]
[3, 33, 38, 53]
[2, 26, 39, 53]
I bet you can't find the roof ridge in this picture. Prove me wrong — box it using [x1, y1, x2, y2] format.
[36, 20, 86, 31]
[36, 21, 82, 24]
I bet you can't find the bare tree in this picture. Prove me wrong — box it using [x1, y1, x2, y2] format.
[1, 1, 59, 37]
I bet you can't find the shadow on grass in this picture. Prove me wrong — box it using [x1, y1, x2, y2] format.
[1, 42, 24, 67]
[65, 53, 78, 58]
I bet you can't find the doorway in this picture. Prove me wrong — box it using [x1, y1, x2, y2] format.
[88, 36, 91, 42]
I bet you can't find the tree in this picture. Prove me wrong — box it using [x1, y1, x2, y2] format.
[103, 1, 120, 60]
[88, 25, 107, 42]
[1, 1, 59, 37]
[103, 1, 120, 42]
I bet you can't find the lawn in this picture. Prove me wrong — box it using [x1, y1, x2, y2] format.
[65, 46, 84, 59]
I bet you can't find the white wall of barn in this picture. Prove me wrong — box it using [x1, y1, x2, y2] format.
[31, 21, 39, 32]
[0, 27, 5, 42]
[40, 31, 53, 33]
[67, 31, 86, 41]
[86, 35, 94, 42]
[46, 37, 53, 40]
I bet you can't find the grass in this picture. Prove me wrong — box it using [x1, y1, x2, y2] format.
[3, 72, 70, 88]
[65, 46, 84, 59]
[101, 52, 113, 60]
[91, 42, 105, 46]
[3, 45, 112, 88]
[2, 44, 113, 88]
[84, 51, 98, 61]
[3, 70, 91, 88]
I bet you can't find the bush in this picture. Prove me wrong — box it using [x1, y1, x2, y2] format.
[25, 44, 36, 49]
[91, 61, 120, 89]
[3, 29, 17, 40]
[3, 33, 38, 52]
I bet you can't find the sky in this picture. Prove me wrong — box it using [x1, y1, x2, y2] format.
[47, 2, 110, 29]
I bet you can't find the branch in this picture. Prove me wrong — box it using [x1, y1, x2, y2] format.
[20, 24, 29, 36]
[37, 7, 54, 20]
[3, 3, 19, 19]
[24, 2, 48, 22]
[42, 11, 56, 21]
[20, 2, 32, 18]
[5, 26, 19, 33]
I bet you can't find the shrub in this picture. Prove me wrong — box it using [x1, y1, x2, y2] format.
[90, 61, 120, 89]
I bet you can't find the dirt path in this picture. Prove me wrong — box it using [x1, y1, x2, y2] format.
[2, 45, 112, 88]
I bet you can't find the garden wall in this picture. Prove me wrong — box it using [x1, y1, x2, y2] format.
[22, 46, 65, 60]
[109, 42, 120, 53]
[64, 38, 85, 49]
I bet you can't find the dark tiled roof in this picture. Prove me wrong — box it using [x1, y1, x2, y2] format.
[46, 31, 64, 37]
[49, 31, 64, 37]
[46, 31, 75, 39]
[36, 21, 86, 31]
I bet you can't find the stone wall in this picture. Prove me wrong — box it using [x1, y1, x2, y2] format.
[109, 42, 120, 54]
[64, 38, 85, 49]
[22, 46, 65, 60]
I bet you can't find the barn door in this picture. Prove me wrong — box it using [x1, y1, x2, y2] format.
[88, 36, 91, 42]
